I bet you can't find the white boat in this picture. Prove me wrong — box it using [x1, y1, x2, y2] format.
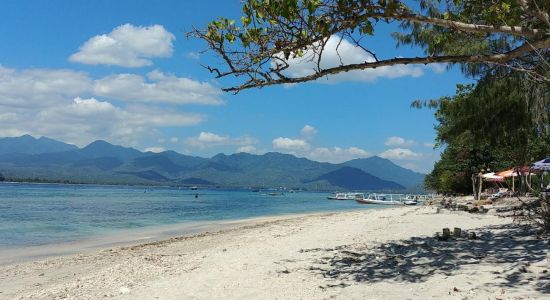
[355, 193, 406, 205]
[403, 195, 419, 205]
[328, 192, 364, 200]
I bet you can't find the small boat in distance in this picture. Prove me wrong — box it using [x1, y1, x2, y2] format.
[190, 186, 198, 190]
[328, 192, 364, 200]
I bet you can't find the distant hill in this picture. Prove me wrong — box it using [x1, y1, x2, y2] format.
[72, 157, 123, 171]
[0, 135, 77, 155]
[80, 140, 142, 160]
[307, 166, 405, 190]
[0, 135, 424, 191]
[344, 156, 425, 190]
[180, 177, 216, 185]
[132, 155, 185, 175]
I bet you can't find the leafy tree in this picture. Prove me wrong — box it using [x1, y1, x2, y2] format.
[0, 172, 5, 182]
[423, 75, 550, 194]
[193, 0, 550, 92]
[424, 134, 496, 195]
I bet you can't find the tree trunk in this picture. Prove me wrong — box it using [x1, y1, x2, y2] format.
[471, 174, 478, 199]
[478, 175, 483, 200]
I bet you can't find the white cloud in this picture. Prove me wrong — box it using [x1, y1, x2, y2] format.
[0, 63, 218, 149]
[0, 97, 204, 147]
[384, 136, 416, 147]
[379, 148, 422, 160]
[0, 112, 18, 122]
[272, 126, 370, 162]
[70, 24, 175, 67]
[0, 66, 92, 108]
[272, 137, 310, 151]
[300, 125, 317, 139]
[429, 63, 448, 73]
[94, 70, 223, 105]
[69, 96, 117, 114]
[274, 35, 423, 83]
[144, 147, 165, 153]
[0, 66, 223, 108]
[186, 132, 257, 149]
[237, 145, 257, 153]
[170, 137, 179, 143]
[194, 132, 226, 143]
[308, 146, 370, 163]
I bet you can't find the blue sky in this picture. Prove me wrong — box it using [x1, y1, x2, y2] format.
[0, 0, 471, 173]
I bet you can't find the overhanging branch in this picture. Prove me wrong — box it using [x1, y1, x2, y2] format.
[222, 39, 550, 92]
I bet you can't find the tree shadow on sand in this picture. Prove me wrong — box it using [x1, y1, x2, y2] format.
[303, 224, 549, 292]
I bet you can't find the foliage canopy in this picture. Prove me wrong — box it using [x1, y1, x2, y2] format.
[193, 0, 550, 92]
[424, 75, 550, 194]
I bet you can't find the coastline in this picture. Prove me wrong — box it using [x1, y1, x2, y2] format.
[1, 205, 548, 299]
[0, 209, 360, 266]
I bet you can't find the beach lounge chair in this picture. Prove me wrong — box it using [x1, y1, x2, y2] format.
[489, 188, 509, 200]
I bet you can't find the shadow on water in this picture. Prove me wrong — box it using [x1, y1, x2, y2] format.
[300, 224, 549, 292]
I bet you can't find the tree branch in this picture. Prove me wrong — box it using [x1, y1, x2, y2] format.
[222, 39, 550, 92]
[518, 0, 550, 27]
[370, 12, 545, 39]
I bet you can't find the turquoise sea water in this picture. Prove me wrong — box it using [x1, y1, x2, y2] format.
[0, 183, 376, 248]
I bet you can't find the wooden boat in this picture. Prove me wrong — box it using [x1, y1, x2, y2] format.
[355, 193, 405, 205]
[327, 192, 363, 200]
[403, 195, 418, 205]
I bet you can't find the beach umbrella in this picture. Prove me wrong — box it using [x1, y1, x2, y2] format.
[497, 166, 535, 176]
[532, 158, 550, 189]
[496, 169, 515, 177]
[533, 157, 550, 171]
[496, 168, 533, 191]
[481, 172, 504, 182]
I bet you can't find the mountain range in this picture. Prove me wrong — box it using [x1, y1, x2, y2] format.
[0, 135, 426, 191]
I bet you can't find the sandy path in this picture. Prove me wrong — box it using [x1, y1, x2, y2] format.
[1, 206, 548, 299]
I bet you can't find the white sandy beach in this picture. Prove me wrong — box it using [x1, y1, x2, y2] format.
[1, 206, 548, 299]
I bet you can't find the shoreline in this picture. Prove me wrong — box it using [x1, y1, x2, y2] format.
[0, 208, 365, 266]
[1, 205, 548, 299]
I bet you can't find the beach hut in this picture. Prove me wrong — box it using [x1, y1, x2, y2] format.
[533, 157, 550, 171]
[476, 172, 504, 200]
[481, 172, 504, 182]
[496, 167, 535, 192]
[532, 158, 550, 190]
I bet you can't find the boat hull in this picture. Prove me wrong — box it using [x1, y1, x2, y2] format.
[327, 193, 364, 201]
[327, 196, 351, 200]
[355, 198, 405, 205]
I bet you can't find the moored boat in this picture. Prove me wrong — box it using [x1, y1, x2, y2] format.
[403, 195, 418, 205]
[355, 193, 406, 205]
[328, 192, 364, 200]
